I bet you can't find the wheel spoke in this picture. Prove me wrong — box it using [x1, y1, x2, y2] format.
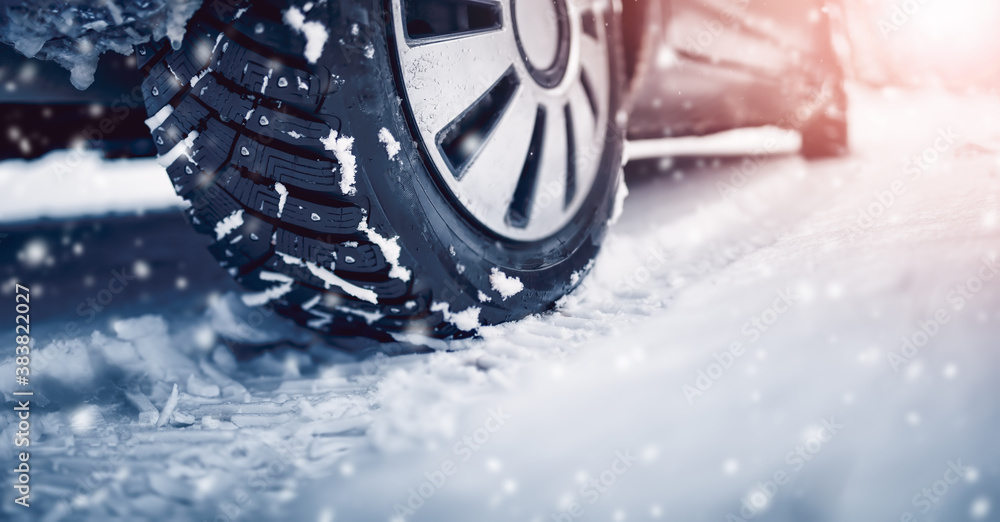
[563, 103, 577, 209]
[505, 104, 547, 228]
[565, 80, 601, 207]
[581, 8, 598, 39]
[578, 34, 609, 118]
[398, 28, 518, 138]
[438, 68, 520, 174]
[523, 100, 570, 232]
[568, 76, 598, 137]
[455, 87, 538, 229]
[579, 68, 599, 119]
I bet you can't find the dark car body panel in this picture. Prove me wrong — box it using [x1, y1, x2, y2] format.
[625, 0, 844, 140]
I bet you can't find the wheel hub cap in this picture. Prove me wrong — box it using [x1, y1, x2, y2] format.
[392, 0, 612, 241]
[512, 0, 571, 88]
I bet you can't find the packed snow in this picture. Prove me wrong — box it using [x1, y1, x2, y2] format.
[489, 267, 524, 300]
[276, 251, 379, 305]
[274, 182, 289, 218]
[214, 209, 244, 240]
[358, 216, 411, 283]
[156, 130, 199, 167]
[144, 105, 174, 132]
[379, 127, 401, 160]
[241, 271, 296, 307]
[1, 86, 999, 522]
[430, 302, 482, 332]
[320, 129, 358, 196]
[283, 6, 329, 64]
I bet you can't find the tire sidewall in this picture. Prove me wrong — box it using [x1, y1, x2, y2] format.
[324, 0, 626, 324]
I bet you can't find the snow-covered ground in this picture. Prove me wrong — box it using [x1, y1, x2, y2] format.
[1, 85, 999, 522]
[0, 151, 182, 223]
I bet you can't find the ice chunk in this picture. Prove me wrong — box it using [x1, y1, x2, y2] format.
[27, 338, 96, 392]
[171, 411, 196, 426]
[155, 383, 180, 427]
[165, 0, 201, 50]
[112, 315, 200, 384]
[97, 332, 143, 368]
[126, 389, 160, 424]
[0, 0, 205, 89]
[186, 373, 221, 398]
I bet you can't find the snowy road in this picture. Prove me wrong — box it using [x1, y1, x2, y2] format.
[2, 86, 1000, 522]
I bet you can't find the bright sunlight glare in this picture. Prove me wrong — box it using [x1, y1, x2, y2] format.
[866, 0, 1000, 86]
[908, 0, 1000, 45]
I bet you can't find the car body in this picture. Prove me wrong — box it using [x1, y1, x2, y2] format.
[623, 0, 846, 140]
[0, 0, 847, 160]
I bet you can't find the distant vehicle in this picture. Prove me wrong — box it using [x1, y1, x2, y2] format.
[0, 0, 847, 343]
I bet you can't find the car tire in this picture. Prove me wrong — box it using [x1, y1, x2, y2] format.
[801, 82, 849, 159]
[136, 0, 626, 346]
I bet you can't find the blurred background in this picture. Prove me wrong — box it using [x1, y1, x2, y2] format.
[1, 0, 1000, 162]
[842, 0, 1000, 90]
[1, 1, 1000, 521]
